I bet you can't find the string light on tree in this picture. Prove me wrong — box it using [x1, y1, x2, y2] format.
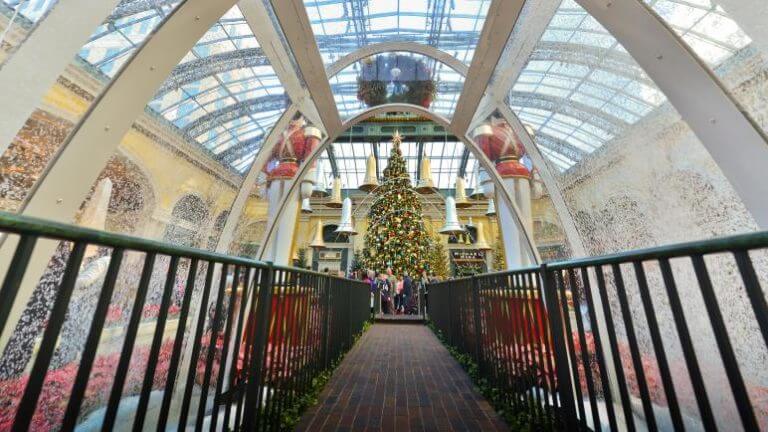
[361, 131, 430, 276]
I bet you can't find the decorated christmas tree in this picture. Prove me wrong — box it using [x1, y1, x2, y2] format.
[426, 235, 450, 280]
[362, 132, 430, 276]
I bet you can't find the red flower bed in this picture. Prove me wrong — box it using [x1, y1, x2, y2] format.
[0, 339, 174, 431]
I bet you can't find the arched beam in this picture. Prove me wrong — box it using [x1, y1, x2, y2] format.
[269, 0, 341, 136]
[213, 105, 299, 253]
[0, 0, 123, 156]
[576, 0, 768, 228]
[495, 104, 587, 257]
[326, 41, 469, 78]
[452, 0, 525, 134]
[0, 0, 241, 357]
[255, 103, 541, 265]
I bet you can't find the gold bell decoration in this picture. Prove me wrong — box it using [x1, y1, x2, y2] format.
[301, 197, 313, 214]
[465, 217, 476, 229]
[415, 152, 437, 194]
[485, 198, 497, 216]
[474, 221, 492, 250]
[310, 219, 326, 249]
[359, 154, 379, 192]
[439, 196, 465, 235]
[311, 162, 329, 197]
[335, 197, 358, 235]
[464, 233, 471, 245]
[454, 176, 472, 209]
[324, 177, 343, 208]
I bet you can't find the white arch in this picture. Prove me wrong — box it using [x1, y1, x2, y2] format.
[255, 103, 541, 265]
[326, 42, 469, 78]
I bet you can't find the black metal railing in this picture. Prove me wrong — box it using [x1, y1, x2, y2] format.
[429, 231, 768, 431]
[0, 212, 369, 431]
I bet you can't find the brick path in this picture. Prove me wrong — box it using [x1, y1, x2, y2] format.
[296, 324, 508, 432]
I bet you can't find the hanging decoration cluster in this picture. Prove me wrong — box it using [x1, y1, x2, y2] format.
[356, 54, 437, 108]
[361, 132, 430, 276]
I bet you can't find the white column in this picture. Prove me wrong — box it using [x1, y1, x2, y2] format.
[497, 179, 524, 270]
[514, 177, 533, 267]
[263, 179, 300, 265]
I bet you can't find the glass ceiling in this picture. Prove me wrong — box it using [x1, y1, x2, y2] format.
[3, 0, 756, 177]
[507, 0, 668, 171]
[332, 51, 464, 119]
[303, 0, 490, 66]
[318, 137, 476, 191]
[505, 0, 754, 172]
[1, 0, 57, 24]
[144, 6, 287, 174]
[644, 0, 751, 67]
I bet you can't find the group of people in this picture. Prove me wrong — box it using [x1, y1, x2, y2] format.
[362, 269, 422, 315]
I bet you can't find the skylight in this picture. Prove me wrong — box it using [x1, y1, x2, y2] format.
[318, 137, 476, 190]
[146, 6, 288, 174]
[303, 0, 490, 66]
[507, 0, 668, 170]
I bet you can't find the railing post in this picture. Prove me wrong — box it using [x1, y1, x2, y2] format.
[471, 276, 483, 372]
[446, 283, 455, 346]
[540, 264, 579, 430]
[242, 262, 275, 431]
[322, 276, 333, 369]
[420, 281, 426, 318]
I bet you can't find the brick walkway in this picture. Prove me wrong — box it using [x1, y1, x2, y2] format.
[296, 324, 508, 432]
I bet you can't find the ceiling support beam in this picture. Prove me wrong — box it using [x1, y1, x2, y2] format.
[240, 0, 322, 127]
[416, 141, 425, 180]
[451, 0, 526, 134]
[0, 0, 122, 156]
[371, 141, 380, 180]
[269, 0, 342, 136]
[457, 148, 471, 178]
[326, 146, 340, 178]
[213, 105, 297, 253]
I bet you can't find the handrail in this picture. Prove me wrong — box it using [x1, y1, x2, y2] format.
[430, 229, 768, 284]
[0, 211, 334, 278]
[0, 210, 371, 431]
[546, 229, 768, 270]
[428, 228, 768, 431]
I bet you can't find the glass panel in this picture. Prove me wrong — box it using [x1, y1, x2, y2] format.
[333, 51, 464, 119]
[643, 0, 768, 137]
[0, 0, 59, 65]
[0, 0, 182, 213]
[303, 0, 490, 67]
